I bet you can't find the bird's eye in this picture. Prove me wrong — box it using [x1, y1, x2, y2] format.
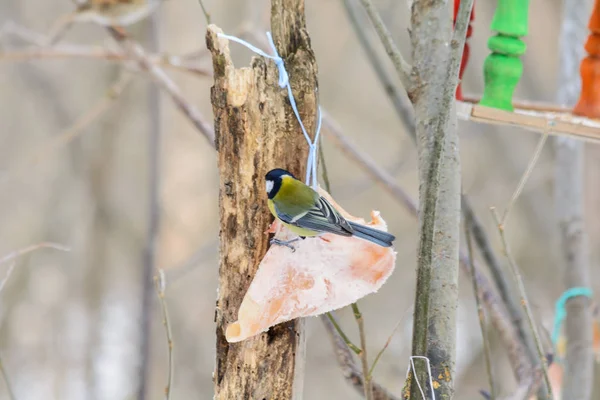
[266, 180, 274, 193]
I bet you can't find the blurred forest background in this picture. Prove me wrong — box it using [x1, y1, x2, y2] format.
[1, 0, 599, 399]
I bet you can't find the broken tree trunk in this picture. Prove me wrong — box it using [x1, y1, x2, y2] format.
[207, 0, 318, 398]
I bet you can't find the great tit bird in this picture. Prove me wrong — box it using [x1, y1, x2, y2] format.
[265, 168, 395, 248]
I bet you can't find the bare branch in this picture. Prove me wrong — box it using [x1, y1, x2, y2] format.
[107, 27, 215, 145]
[163, 240, 218, 282]
[465, 223, 495, 399]
[0, 242, 70, 399]
[319, 119, 394, 399]
[462, 201, 538, 382]
[322, 112, 417, 215]
[0, 263, 16, 295]
[137, 14, 162, 400]
[4, 72, 132, 184]
[356, 0, 412, 91]
[0, 242, 70, 265]
[458, 251, 533, 384]
[154, 271, 174, 400]
[501, 133, 549, 227]
[554, 1, 595, 398]
[198, 0, 212, 25]
[325, 312, 361, 355]
[352, 303, 373, 400]
[0, 352, 15, 400]
[0, 22, 211, 75]
[0, 45, 211, 76]
[369, 318, 402, 378]
[341, 0, 415, 135]
[321, 314, 400, 400]
[491, 208, 553, 399]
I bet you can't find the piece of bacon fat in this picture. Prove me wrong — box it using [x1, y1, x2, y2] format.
[225, 188, 397, 343]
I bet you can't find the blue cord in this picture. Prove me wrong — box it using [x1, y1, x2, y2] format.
[217, 31, 323, 189]
[552, 287, 593, 348]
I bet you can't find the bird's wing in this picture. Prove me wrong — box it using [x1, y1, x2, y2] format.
[275, 196, 354, 236]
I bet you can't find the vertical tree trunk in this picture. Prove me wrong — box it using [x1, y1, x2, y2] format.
[207, 0, 318, 398]
[137, 13, 162, 400]
[555, 1, 595, 399]
[408, 1, 464, 398]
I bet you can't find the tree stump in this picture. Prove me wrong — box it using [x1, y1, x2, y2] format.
[206, 0, 318, 397]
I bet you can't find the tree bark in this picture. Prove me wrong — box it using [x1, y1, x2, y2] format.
[408, 1, 468, 398]
[555, 1, 595, 398]
[207, 0, 318, 398]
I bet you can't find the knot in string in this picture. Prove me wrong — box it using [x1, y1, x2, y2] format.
[217, 31, 322, 189]
[265, 32, 289, 88]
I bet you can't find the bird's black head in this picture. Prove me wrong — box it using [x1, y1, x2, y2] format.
[265, 168, 295, 199]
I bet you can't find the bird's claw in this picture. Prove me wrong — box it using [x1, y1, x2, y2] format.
[270, 238, 299, 252]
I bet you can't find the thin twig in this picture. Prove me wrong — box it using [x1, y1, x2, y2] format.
[44, 11, 77, 46]
[462, 199, 537, 374]
[460, 252, 533, 385]
[325, 312, 362, 355]
[0, 263, 16, 295]
[2, 72, 132, 185]
[138, 15, 162, 400]
[154, 270, 174, 400]
[320, 135, 373, 398]
[0, 23, 210, 76]
[0, 46, 211, 76]
[352, 303, 373, 400]
[0, 21, 47, 46]
[317, 143, 331, 194]
[465, 221, 495, 399]
[501, 132, 549, 227]
[341, 0, 415, 135]
[322, 112, 417, 214]
[320, 140, 373, 396]
[107, 27, 215, 145]
[491, 208, 553, 400]
[0, 244, 69, 400]
[198, 0, 212, 25]
[0, 242, 70, 265]
[321, 314, 400, 400]
[356, 0, 412, 90]
[0, 353, 15, 400]
[164, 240, 219, 282]
[368, 318, 402, 378]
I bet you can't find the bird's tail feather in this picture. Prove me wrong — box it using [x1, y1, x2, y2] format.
[348, 221, 395, 247]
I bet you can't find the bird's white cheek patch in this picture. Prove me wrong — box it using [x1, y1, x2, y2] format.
[225, 187, 397, 343]
[266, 180, 274, 193]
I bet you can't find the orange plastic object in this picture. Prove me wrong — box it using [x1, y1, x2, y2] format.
[453, 0, 475, 100]
[225, 188, 397, 343]
[574, 0, 600, 118]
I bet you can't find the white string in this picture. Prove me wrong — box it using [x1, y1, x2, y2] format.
[217, 31, 322, 189]
[405, 356, 436, 400]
